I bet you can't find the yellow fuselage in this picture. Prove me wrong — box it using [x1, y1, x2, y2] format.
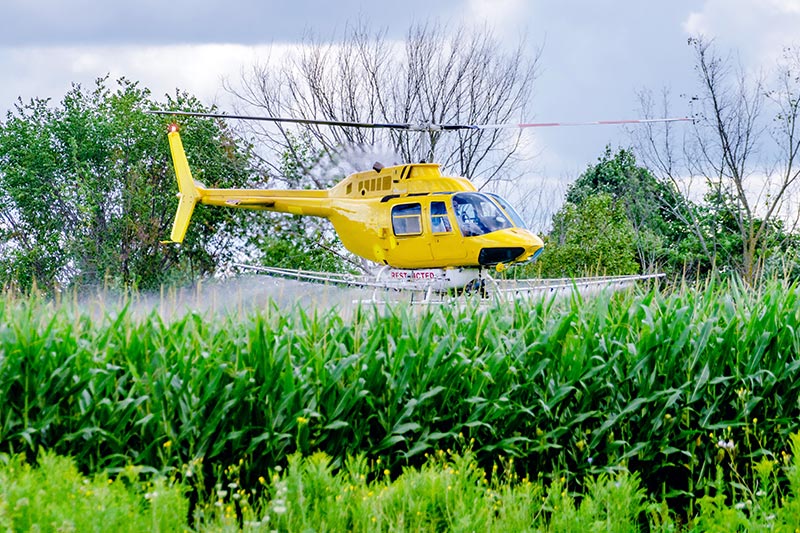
[168, 130, 543, 270]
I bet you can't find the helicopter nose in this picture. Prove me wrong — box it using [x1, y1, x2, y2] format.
[477, 231, 544, 266]
[519, 231, 544, 262]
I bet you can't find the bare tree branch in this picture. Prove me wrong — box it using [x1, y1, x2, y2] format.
[225, 21, 540, 190]
[634, 37, 800, 283]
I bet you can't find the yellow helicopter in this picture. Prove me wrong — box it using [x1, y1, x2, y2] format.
[151, 111, 688, 295]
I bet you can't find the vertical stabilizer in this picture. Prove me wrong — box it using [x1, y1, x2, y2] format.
[165, 125, 203, 243]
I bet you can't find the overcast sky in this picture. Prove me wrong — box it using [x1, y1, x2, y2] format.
[2, 0, 799, 223]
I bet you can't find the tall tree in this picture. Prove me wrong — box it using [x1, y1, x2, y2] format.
[0, 77, 251, 291]
[227, 22, 540, 190]
[535, 193, 640, 278]
[635, 38, 800, 283]
[566, 147, 677, 273]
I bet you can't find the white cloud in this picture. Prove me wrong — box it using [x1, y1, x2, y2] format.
[461, 0, 532, 41]
[0, 43, 299, 113]
[466, 0, 528, 25]
[768, 0, 800, 14]
[683, 0, 800, 68]
[681, 12, 708, 36]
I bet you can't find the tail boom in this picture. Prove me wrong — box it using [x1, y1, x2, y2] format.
[164, 127, 332, 243]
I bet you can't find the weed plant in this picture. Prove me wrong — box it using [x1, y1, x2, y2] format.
[3, 434, 800, 531]
[0, 451, 187, 531]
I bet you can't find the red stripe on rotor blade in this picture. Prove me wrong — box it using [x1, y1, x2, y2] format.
[513, 117, 691, 128]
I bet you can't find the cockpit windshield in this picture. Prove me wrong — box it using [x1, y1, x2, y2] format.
[452, 192, 513, 237]
[488, 193, 528, 229]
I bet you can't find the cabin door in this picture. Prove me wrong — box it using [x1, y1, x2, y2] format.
[389, 202, 433, 266]
[428, 200, 467, 264]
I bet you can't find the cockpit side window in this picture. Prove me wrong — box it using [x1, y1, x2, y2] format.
[452, 193, 513, 237]
[392, 203, 422, 236]
[430, 201, 452, 234]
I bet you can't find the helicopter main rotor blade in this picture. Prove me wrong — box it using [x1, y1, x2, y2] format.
[147, 110, 691, 132]
[466, 117, 693, 130]
[147, 110, 420, 130]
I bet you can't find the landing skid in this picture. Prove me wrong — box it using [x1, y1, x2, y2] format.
[231, 263, 491, 303]
[231, 263, 663, 304]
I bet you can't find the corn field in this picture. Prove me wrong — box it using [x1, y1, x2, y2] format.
[1, 280, 799, 517]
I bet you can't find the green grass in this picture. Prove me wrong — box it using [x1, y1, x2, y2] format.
[4, 434, 800, 531]
[1, 278, 800, 524]
[0, 451, 187, 532]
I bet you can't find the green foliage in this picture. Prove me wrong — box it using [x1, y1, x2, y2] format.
[0, 76, 251, 291]
[3, 281, 800, 523]
[562, 147, 799, 282]
[537, 193, 640, 277]
[698, 186, 797, 282]
[693, 441, 800, 532]
[548, 472, 647, 533]
[247, 132, 352, 273]
[245, 450, 605, 532]
[535, 147, 687, 278]
[255, 216, 352, 272]
[555, 147, 694, 278]
[0, 451, 187, 532]
[7, 440, 800, 530]
[567, 148, 662, 210]
[567, 147, 672, 265]
[554, 146, 762, 280]
[0, 447, 657, 531]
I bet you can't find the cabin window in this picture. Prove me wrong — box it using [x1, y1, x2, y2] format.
[392, 203, 422, 236]
[383, 176, 391, 190]
[346, 183, 352, 195]
[430, 201, 452, 234]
